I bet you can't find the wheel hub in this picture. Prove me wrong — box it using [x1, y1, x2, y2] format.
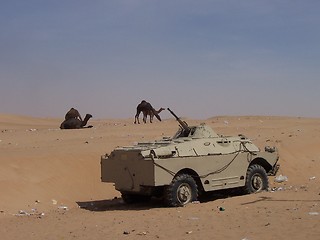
[177, 183, 192, 204]
[252, 174, 263, 191]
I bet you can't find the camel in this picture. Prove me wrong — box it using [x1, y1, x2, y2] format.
[134, 100, 163, 124]
[142, 107, 165, 123]
[60, 113, 93, 129]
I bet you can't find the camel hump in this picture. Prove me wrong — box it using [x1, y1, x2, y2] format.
[65, 108, 81, 120]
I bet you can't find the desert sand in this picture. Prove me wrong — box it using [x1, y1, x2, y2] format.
[0, 114, 319, 240]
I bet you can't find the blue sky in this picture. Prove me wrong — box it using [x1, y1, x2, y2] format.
[1, 0, 320, 119]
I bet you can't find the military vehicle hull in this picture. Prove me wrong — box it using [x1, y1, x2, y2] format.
[101, 150, 278, 192]
[101, 127, 279, 206]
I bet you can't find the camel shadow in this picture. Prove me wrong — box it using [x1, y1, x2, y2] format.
[76, 197, 166, 212]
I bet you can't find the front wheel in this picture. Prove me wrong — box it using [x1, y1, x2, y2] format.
[164, 174, 198, 207]
[243, 164, 269, 194]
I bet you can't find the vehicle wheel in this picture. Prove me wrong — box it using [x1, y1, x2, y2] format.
[244, 164, 268, 194]
[164, 174, 198, 207]
[121, 192, 151, 204]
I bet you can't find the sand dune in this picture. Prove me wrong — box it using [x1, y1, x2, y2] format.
[0, 114, 319, 240]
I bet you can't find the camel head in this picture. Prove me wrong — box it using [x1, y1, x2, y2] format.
[82, 114, 93, 127]
[84, 114, 93, 120]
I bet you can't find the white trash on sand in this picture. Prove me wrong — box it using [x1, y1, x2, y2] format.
[274, 174, 288, 183]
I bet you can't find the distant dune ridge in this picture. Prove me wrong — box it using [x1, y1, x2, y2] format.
[0, 114, 319, 240]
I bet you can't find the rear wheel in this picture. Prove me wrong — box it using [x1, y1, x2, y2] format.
[244, 164, 268, 194]
[164, 174, 198, 207]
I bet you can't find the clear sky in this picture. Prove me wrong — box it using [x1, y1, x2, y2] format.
[1, 0, 319, 119]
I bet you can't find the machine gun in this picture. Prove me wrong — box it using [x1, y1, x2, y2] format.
[167, 108, 191, 137]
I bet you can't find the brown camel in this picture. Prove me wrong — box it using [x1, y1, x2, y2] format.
[134, 100, 163, 124]
[65, 108, 82, 121]
[142, 107, 165, 123]
[60, 113, 93, 129]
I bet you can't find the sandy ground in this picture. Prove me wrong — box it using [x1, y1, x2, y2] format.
[0, 114, 319, 240]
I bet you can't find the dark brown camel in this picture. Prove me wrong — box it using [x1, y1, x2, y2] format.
[134, 100, 163, 124]
[60, 113, 93, 129]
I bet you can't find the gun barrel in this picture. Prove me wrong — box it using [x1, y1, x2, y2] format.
[167, 108, 190, 132]
[167, 108, 179, 119]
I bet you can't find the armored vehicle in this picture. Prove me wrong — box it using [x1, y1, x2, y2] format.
[101, 109, 279, 207]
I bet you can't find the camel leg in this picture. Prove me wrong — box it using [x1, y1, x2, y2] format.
[134, 110, 141, 124]
[143, 111, 147, 123]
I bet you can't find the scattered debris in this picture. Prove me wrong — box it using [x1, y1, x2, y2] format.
[218, 206, 225, 211]
[309, 176, 316, 181]
[270, 187, 285, 192]
[308, 212, 319, 216]
[52, 199, 58, 205]
[15, 210, 30, 216]
[58, 206, 68, 210]
[300, 185, 308, 191]
[188, 217, 199, 220]
[18, 210, 30, 216]
[13, 208, 45, 217]
[274, 175, 288, 183]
